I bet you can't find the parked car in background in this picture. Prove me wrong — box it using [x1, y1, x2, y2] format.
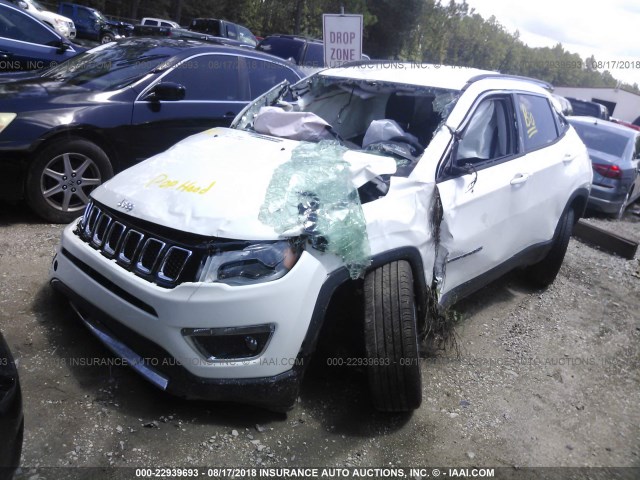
[6, 0, 75, 39]
[140, 17, 179, 29]
[257, 34, 324, 68]
[189, 18, 257, 46]
[0, 38, 304, 222]
[131, 24, 250, 47]
[257, 34, 370, 70]
[568, 116, 640, 218]
[566, 97, 609, 119]
[0, 332, 23, 478]
[49, 65, 591, 413]
[0, 0, 82, 71]
[58, 2, 132, 44]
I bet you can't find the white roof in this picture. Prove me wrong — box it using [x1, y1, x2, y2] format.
[319, 63, 495, 91]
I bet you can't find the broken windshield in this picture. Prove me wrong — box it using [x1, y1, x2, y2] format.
[234, 74, 460, 159]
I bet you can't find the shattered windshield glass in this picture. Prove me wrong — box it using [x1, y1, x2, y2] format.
[259, 140, 371, 279]
[234, 74, 460, 159]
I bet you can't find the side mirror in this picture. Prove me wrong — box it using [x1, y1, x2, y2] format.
[148, 82, 186, 101]
[55, 41, 71, 54]
[18, 1, 28, 9]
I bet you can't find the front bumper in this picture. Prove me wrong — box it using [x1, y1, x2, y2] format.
[51, 279, 303, 411]
[50, 221, 332, 407]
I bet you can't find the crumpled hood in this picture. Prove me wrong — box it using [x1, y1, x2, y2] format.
[92, 128, 397, 239]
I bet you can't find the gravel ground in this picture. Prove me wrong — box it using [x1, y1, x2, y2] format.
[0, 200, 639, 479]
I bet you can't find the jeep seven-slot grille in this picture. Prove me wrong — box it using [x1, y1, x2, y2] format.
[75, 201, 205, 288]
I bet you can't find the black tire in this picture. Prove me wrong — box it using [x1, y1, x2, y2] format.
[524, 208, 574, 287]
[100, 33, 115, 44]
[26, 137, 113, 223]
[363, 260, 422, 412]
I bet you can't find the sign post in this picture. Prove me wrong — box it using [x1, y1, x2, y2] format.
[322, 13, 363, 68]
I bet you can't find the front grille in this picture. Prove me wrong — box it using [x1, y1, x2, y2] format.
[76, 202, 201, 288]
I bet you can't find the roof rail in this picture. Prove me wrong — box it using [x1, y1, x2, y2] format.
[465, 73, 553, 91]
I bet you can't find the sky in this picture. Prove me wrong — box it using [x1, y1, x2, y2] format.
[463, 0, 640, 86]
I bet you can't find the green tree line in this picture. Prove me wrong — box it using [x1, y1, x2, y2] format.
[54, 0, 638, 93]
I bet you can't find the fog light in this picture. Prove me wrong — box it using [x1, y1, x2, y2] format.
[182, 324, 275, 361]
[245, 336, 259, 352]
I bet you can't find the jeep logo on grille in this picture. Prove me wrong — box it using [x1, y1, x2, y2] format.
[117, 199, 134, 212]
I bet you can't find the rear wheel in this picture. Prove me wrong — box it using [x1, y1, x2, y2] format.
[524, 208, 574, 287]
[26, 137, 113, 223]
[363, 260, 422, 412]
[613, 189, 631, 220]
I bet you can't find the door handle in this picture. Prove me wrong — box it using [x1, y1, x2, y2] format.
[510, 173, 530, 185]
[563, 153, 576, 163]
[0, 50, 12, 60]
[224, 111, 237, 119]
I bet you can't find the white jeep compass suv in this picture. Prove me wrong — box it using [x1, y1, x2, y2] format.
[50, 63, 592, 412]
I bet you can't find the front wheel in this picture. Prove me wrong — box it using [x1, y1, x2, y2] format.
[524, 208, 574, 287]
[364, 260, 422, 412]
[26, 138, 113, 223]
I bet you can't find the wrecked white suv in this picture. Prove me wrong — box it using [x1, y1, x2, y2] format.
[50, 63, 592, 412]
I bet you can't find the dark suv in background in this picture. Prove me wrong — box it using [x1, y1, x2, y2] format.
[189, 18, 257, 46]
[257, 34, 324, 67]
[58, 2, 132, 44]
[566, 97, 609, 119]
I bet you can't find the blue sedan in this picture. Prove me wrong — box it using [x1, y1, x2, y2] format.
[569, 116, 640, 219]
[0, 0, 82, 71]
[0, 37, 304, 222]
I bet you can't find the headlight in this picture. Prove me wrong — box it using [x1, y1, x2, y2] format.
[0, 113, 16, 134]
[198, 240, 301, 286]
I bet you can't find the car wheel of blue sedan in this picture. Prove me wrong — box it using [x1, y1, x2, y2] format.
[26, 138, 113, 223]
[614, 189, 631, 220]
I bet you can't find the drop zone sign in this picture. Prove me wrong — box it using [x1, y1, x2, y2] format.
[323, 14, 363, 67]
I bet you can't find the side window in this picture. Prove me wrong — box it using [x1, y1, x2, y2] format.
[225, 23, 238, 40]
[245, 58, 300, 98]
[517, 94, 559, 151]
[455, 96, 517, 165]
[60, 5, 73, 17]
[0, 6, 59, 44]
[160, 21, 172, 27]
[162, 55, 248, 101]
[304, 43, 324, 67]
[237, 26, 256, 46]
[77, 8, 93, 22]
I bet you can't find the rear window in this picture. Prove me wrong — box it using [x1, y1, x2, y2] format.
[571, 123, 631, 157]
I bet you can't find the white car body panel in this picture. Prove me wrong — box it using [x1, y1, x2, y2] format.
[93, 127, 397, 240]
